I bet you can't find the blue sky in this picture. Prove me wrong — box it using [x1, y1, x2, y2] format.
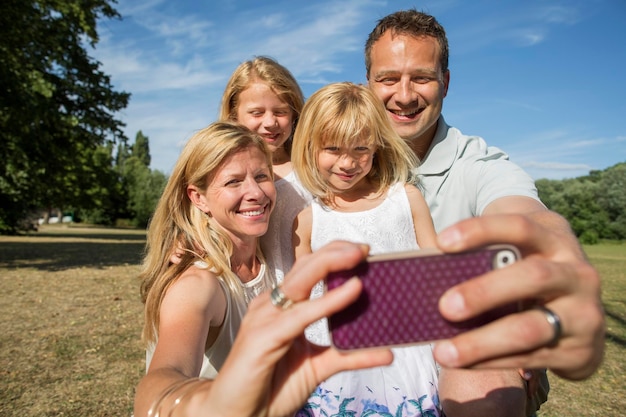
[92, 0, 625, 180]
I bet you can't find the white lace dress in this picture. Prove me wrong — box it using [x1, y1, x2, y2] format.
[298, 182, 441, 417]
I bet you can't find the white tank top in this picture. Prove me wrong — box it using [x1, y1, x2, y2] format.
[300, 182, 441, 417]
[310, 182, 419, 254]
[145, 262, 270, 378]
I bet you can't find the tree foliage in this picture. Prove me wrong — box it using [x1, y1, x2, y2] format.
[118, 131, 167, 228]
[536, 162, 626, 243]
[0, 0, 130, 233]
[133, 130, 151, 168]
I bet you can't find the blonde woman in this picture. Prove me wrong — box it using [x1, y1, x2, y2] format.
[137, 122, 276, 412]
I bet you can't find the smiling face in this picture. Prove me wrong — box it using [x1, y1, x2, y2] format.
[235, 82, 294, 156]
[195, 145, 276, 244]
[317, 138, 377, 194]
[368, 32, 449, 155]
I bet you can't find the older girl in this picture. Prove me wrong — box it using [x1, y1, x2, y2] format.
[219, 56, 312, 283]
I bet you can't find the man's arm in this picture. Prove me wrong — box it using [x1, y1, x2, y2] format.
[439, 368, 526, 417]
[433, 206, 604, 380]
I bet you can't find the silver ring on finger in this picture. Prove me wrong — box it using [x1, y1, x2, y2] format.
[270, 285, 294, 310]
[532, 305, 562, 346]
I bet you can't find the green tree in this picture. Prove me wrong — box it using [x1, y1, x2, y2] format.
[596, 163, 626, 239]
[537, 173, 612, 244]
[125, 160, 167, 228]
[562, 179, 608, 244]
[0, 0, 130, 233]
[75, 142, 128, 225]
[133, 130, 151, 167]
[115, 141, 130, 171]
[121, 131, 166, 228]
[536, 178, 565, 212]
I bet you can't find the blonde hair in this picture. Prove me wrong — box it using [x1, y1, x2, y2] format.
[218, 56, 304, 153]
[139, 121, 273, 344]
[292, 82, 419, 203]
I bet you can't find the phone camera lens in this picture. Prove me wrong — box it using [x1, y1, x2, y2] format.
[495, 249, 516, 268]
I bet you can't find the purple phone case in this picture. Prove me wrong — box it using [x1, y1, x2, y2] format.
[326, 245, 521, 350]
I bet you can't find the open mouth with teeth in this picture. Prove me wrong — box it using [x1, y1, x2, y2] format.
[390, 108, 421, 120]
[239, 205, 269, 217]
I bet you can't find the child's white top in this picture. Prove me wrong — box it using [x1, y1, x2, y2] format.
[300, 181, 441, 416]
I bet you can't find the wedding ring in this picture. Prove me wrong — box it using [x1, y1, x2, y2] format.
[270, 285, 294, 310]
[533, 305, 562, 346]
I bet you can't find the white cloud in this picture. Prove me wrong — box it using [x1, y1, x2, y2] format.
[512, 29, 546, 46]
[567, 138, 607, 149]
[203, 1, 373, 77]
[451, 3, 582, 53]
[258, 13, 288, 29]
[535, 5, 581, 25]
[90, 0, 622, 180]
[523, 161, 592, 171]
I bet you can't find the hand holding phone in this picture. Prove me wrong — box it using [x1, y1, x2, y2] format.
[326, 245, 521, 350]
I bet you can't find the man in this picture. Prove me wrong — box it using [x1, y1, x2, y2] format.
[365, 9, 604, 417]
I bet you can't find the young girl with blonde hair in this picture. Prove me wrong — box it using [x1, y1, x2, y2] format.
[292, 82, 442, 416]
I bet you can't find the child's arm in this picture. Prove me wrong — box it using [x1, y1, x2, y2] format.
[292, 206, 313, 260]
[405, 183, 437, 249]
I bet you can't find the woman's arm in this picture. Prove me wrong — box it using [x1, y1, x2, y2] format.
[134, 267, 227, 416]
[134, 242, 393, 417]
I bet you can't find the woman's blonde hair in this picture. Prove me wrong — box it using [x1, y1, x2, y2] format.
[139, 121, 273, 345]
[219, 56, 304, 153]
[292, 82, 419, 203]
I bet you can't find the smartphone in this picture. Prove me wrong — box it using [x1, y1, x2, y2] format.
[326, 245, 521, 350]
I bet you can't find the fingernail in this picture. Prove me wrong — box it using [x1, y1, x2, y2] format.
[435, 340, 459, 365]
[437, 228, 463, 249]
[440, 290, 466, 317]
[358, 243, 370, 255]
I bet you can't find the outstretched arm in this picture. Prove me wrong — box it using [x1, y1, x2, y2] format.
[134, 242, 393, 417]
[433, 210, 604, 380]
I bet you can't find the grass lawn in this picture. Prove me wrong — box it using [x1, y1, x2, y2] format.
[537, 243, 626, 417]
[0, 225, 623, 416]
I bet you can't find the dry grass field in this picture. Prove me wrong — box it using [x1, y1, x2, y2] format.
[0, 225, 145, 416]
[537, 243, 626, 417]
[0, 225, 624, 416]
